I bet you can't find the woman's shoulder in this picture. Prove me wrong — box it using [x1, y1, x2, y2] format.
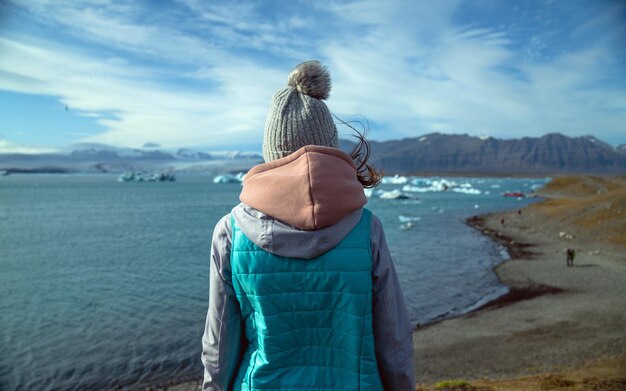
[211, 212, 232, 240]
[364, 208, 384, 232]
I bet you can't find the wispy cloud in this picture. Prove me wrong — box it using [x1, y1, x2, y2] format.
[2, 36, 289, 146]
[0, 139, 59, 154]
[323, 0, 626, 142]
[0, 0, 624, 150]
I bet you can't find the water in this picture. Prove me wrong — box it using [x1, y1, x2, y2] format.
[0, 175, 545, 390]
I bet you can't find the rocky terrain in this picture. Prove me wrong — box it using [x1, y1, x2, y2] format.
[341, 133, 626, 175]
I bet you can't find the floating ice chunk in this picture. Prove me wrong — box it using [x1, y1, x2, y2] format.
[403, 178, 469, 193]
[410, 178, 431, 186]
[452, 187, 481, 195]
[379, 189, 411, 199]
[398, 215, 421, 222]
[213, 172, 245, 183]
[118, 171, 176, 182]
[400, 222, 414, 230]
[364, 188, 385, 198]
[381, 174, 408, 184]
[432, 179, 458, 190]
[402, 185, 430, 192]
[403, 179, 480, 194]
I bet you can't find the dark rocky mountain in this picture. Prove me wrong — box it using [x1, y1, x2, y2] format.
[341, 133, 626, 175]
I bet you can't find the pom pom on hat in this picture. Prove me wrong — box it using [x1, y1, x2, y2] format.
[263, 60, 338, 162]
[287, 60, 331, 100]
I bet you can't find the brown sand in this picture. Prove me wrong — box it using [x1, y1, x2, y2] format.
[156, 176, 626, 390]
[413, 175, 626, 386]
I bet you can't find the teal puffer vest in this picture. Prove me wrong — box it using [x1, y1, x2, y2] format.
[230, 208, 383, 391]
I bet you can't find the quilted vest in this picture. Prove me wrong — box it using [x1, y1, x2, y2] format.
[230, 208, 383, 391]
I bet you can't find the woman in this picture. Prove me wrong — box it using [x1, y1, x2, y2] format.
[201, 61, 415, 390]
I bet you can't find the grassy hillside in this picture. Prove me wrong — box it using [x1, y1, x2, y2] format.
[531, 175, 626, 245]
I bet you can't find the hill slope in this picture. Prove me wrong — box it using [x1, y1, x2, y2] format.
[341, 133, 626, 175]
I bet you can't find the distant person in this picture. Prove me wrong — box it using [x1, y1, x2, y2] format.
[501, 217, 505, 226]
[566, 248, 575, 267]
[201, 61, 415, 390]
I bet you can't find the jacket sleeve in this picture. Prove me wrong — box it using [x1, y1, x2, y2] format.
[201, 214, 243, 391]
[371, 215, 416, 390]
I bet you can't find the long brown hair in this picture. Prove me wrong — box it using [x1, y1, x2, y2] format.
[333, 115, 382, 188]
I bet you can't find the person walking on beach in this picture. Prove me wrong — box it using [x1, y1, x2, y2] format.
[201, 61, 415, 390]
[566, 248, 576, 267]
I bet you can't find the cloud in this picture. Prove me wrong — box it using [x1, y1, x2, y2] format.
[0, 33, 287, 147]
[1, 0, 625, 149]
[0, 139, 59, 154]
[322, 0, 626, 142]
[8, 0, 226, 65]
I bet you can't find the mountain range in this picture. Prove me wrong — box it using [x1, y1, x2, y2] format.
[340, 133, 626, 175]
[1, 133, 625, 175]
[0, 143, 262, 174]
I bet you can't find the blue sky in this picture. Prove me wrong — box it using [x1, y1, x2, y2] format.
[0, 0, 624, 153]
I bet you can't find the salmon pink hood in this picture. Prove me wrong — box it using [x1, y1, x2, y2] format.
[240, 145, 367, 230]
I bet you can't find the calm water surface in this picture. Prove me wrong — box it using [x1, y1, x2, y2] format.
[0, 175, 544, 390]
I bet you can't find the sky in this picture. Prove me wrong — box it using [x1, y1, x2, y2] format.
[0, 0, 624, 153]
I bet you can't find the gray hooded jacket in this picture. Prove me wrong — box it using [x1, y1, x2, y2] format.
[201, 146, 415, 390]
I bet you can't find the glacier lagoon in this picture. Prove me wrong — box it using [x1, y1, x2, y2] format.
[0, 174, 546, 390]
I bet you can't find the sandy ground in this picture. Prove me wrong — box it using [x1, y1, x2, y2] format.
[413, 175, 626, 386]
[155, 175, 626, 390]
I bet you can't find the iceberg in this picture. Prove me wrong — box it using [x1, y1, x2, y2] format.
[379, 189, 411, 199]
[213, 172, 246, 184]
[117, 171, 175, 182]
[403, 178, 481, 194]
[364, 188, 388, 198]
[366, 188, 412, 199]
[402, 185, 430, 193]
[410, 178, 431, 187]
[400, 222, 414, 230]
[398, 215, 421, 223]
[381, 174, 408, 185]
[451, 187, 481, 195]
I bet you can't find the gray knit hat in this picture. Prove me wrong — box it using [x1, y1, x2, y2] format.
[262, 60, 338, 162]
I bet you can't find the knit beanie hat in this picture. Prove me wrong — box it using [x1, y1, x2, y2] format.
[262, 60, 338, 162]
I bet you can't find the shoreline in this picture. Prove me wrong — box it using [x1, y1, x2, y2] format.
[412, 175, 626, 383]
[464, 214, 565, 313]
[415, 212, 563, 332]
[154, 175, 626, 390]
